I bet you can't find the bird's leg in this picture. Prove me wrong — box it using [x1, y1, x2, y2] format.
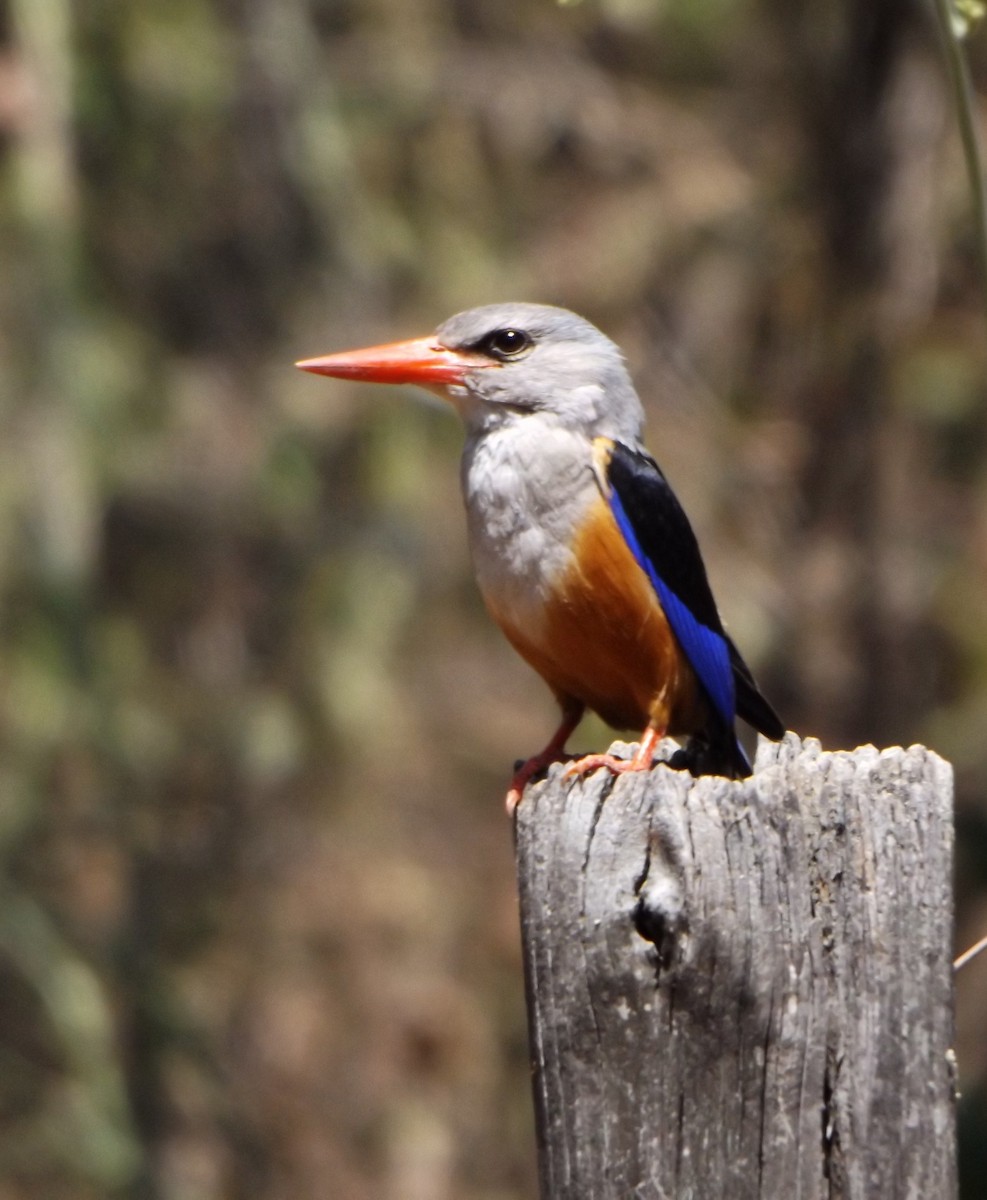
[506, 702, 585, 815]
[564, 724, 664, 783]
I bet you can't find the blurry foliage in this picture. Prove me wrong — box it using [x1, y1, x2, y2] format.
[0, 0, 985, 1196]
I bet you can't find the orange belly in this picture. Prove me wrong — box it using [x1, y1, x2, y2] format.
[483, 495, 708, 735]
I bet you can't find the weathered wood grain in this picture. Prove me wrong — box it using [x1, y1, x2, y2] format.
[514, 733, 956, 1200]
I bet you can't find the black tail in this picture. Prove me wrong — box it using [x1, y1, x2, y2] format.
[671, 723, 753, 780]
[672, 637, 783, 780]
[727, 634, 785, 741]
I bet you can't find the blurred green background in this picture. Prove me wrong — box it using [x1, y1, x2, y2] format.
[1, 0, 985, 1196]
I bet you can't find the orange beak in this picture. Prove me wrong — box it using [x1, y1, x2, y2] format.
[295, 335, 488, 387]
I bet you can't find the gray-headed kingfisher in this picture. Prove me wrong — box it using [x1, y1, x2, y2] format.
[297, 303, 784, 811]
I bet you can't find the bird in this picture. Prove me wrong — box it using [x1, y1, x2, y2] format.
[297, 303, 784, 812]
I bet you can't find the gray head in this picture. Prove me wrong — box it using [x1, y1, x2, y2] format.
[297, 302, 645, 445]
[434, 303, 644, 443]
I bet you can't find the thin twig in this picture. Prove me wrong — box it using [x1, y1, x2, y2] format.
[932, 0, 987, 314]
[954, 931, 987, 971]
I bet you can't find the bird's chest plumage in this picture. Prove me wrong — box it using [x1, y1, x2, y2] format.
[461, 424, 704, 732]
[461, 425, 595, 633]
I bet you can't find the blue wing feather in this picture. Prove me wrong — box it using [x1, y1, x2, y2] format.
[608, 485, 737, 729]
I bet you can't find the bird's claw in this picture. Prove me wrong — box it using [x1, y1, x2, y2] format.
[563, 752, 643, 780]
[506, 750, 582, 815]
[505, 757, 541, 815]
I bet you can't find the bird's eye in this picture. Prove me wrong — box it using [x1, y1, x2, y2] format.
[479, 329, 532, 360]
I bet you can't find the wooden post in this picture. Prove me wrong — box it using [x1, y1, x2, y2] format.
[514, 733, 956, 1200]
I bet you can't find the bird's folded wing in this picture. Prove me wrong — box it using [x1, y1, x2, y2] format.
[598, 438, 736, 730]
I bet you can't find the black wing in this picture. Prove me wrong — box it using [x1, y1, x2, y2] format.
[604, 439, 783, 748]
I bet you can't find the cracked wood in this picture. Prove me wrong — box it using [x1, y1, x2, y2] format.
[514, 733, 956, 1200]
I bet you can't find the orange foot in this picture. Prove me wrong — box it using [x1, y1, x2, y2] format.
[506, 755, 557, 815]
[505, 704, 584, 815]
[563, 726, 664, 784]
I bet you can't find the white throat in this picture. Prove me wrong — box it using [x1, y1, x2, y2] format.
[460, 416, 600, 631]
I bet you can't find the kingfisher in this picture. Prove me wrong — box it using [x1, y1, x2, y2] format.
[297, 303, 784, 811]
